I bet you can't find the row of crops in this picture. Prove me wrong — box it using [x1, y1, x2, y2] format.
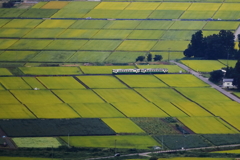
[0, 19, 238, 30]
[0, 2, 239, 64]
[1, 2, 240, 20]
[0, 59, 233, 76]
[0, 74, 240, 133]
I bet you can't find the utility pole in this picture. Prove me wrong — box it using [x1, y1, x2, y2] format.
[68, 133, 70, 148]
[162, 135, 164, 151]
[114, 139, 117, 154]
[227, 51, 230, 68]
[168, 48, 171, 62]
[52, 146, 53, 160]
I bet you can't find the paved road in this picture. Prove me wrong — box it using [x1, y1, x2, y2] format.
[173, 61, 240, 103]
[235, 26, 240, 41]
[85, 143, 240, 160]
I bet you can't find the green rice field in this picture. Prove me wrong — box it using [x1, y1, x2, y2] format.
[0, 28, 31, 38]
[104, 51, 147, 63]
[94, 88, 147, 103]
[80, 66, 135, 74]
[0, 51, 39, 62]
[0, 68, 12, 75]
[10, 90, 62, 104]
[53, 89, 105, 103]
[178, 117, 238, 134]
[102, 118, 145, 133]
[23, 29, 64, 38]
[0, 104, 35, 119]
[158, 158, 234, 160]
[221, 117, 240, 131]
[181, 60, 226, 72]
[154, 102, 187, 117]
[199, 101, 240, 116]
[8, 39, 52, 50]
[26, 103, 80, 119]
[12, 137, 62, 148]
[111, 102, 169, 117]
[155, 74, 209, 87]
[176, 87, 231, 103]
[19, 67, 82, 75]
[0, 91, 21, 104]
[214, 149, 240, 154]
[77, 75, 127, 88]
[22, 77, 46, 89]
[67, 51, 111, 63]
[116, 40, 157, 51]
[152, 41, 190, 51]
[218, 59, 237, 67]
[69, 103, 125, 118]
[0, 77, 31, 90]
[134, 88, 189, 103]
[61, 135, 160, 149]
[30, 51, 75, 62]
[116, 75, 168, 88]
[2, 19, 43, 28]
[172, 102, 212, 117]
[37, 77, 85, 89]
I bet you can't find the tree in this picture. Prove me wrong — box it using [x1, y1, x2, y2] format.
[183, 30, 204, 58]
[233, 60, 240, 90]
[2, 1, 15, 8]
[153, 55, 162, 61]
[183, 46, 194, 58]
[149, 156, 158, 160]
[225, 66, 234, 78]
[183, 30, 237, 60]
[147, 53, 152, 61]
[209, 70, 224, 83]
[136, 56, 145, 62]
[190, 30, 205, 57]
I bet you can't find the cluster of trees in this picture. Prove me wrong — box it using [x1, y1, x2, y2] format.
[2, 1, 15, 8]
[184, 30, 239, 60]
[136, 53, 162, 62]
[209, 60, 240, 90]
[186, 29, 240, 89]
[2, 0, 22, 8]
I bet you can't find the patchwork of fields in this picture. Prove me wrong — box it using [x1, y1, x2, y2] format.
[0, 73, 239, 149]
[0, 1, 239, 64]
[0, 0, 240, 154]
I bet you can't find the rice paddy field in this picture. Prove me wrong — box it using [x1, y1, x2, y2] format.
[1, 1, 240, 158]
[178, 117, 239, 134]
[61, 135, 160, 149]
[0, 2, 239, 64]
[181, 60, 227, 72]
[12, 137, 62, 148]
[176, 87, 232, 103]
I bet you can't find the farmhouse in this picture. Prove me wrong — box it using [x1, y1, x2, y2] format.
[222, 78, 235, 89]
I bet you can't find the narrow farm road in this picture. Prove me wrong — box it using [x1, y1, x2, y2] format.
[172, 61, 240, 103]
[235, 25, 240, 41]
[85, 143, 240, 160]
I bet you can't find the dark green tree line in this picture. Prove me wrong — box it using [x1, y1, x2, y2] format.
[184, 30, 238, 60]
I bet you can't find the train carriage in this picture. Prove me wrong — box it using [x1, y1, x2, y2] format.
[112, 68, 168, 74]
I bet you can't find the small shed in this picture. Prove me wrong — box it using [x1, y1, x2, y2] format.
[222, 78, 235, 89]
